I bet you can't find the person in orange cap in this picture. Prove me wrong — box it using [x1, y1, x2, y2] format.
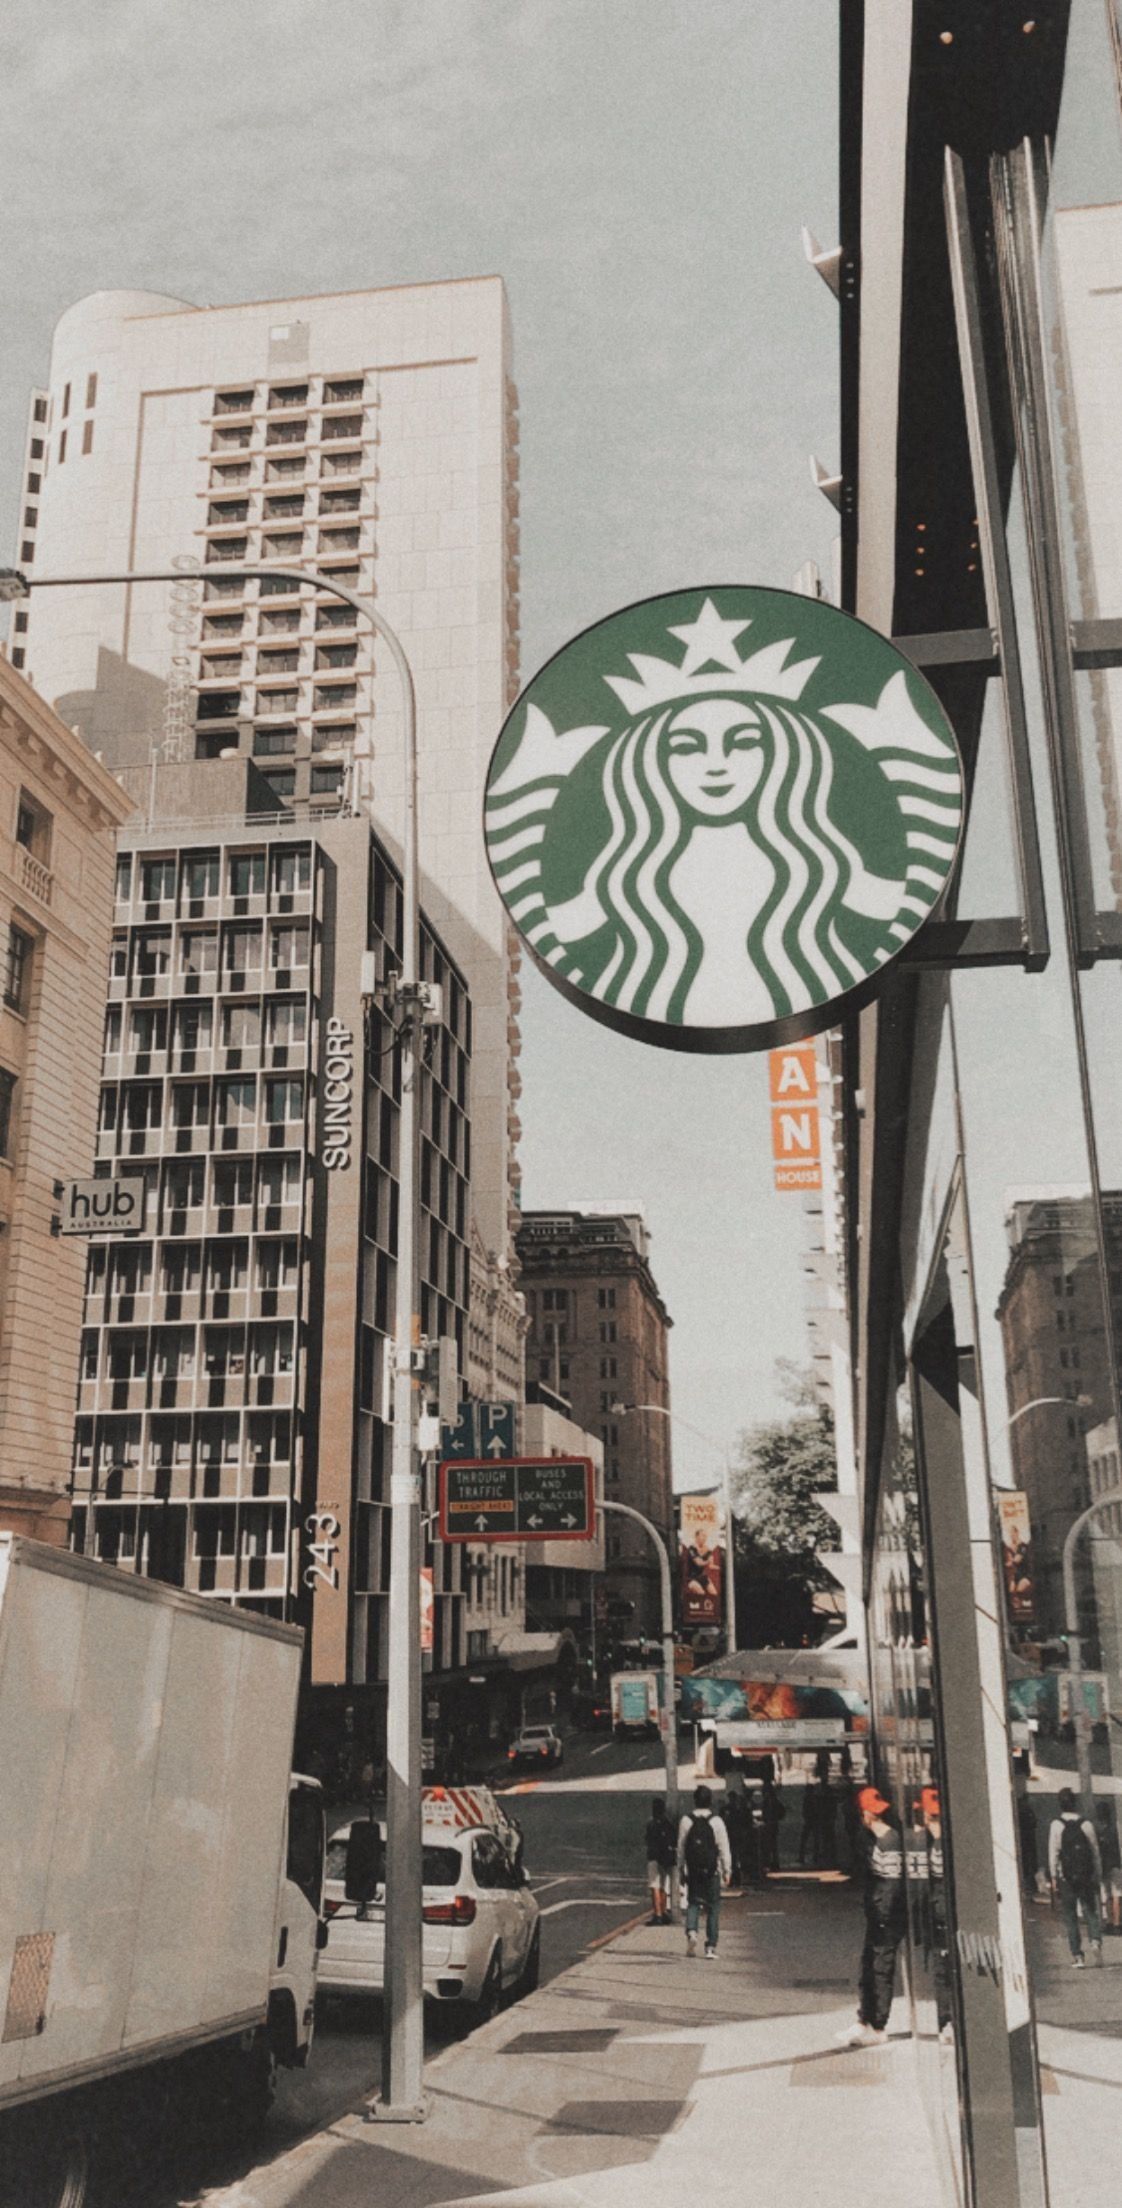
[837, 1784, 907, 2047]
[919, 1785, 953, 2043]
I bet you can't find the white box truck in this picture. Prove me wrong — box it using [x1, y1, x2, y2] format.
[611, 1668, 661, 1739]
[0, 1537, 325, 2208]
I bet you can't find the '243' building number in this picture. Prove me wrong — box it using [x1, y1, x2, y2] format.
[304, 1511, 340, 1591]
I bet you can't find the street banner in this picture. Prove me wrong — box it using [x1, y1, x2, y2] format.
[420, 1567, 434, 1653]
[484, 586, 965, 1056]
[679, 1492, 724, 1625]
[996, 1490, 1035, 1626]
[680, 1671, 869, 1734]
[769, 1044, 821, 1190]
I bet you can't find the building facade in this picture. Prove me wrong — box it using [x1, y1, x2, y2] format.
[996, 1191, 1122, 1638]
[838, 6, 1122, 2203]
[516, 1207, 672, 1638]
[71, 762, 472, 1755]
[12, 276, 521, 1260]
[0, 655, 134, 1534]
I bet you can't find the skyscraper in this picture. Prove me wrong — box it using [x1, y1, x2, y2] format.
[13, 277, 521, 1259]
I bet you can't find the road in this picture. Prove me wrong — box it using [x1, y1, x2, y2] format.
[97, 1729, 674, 2207]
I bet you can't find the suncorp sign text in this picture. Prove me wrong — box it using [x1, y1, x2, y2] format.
[322, 1017, 355, 1170]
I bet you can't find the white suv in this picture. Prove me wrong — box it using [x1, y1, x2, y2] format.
[319, 1820, 540, 2022]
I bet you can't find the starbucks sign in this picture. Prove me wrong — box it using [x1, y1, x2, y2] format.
[484, 587, 965, 1053]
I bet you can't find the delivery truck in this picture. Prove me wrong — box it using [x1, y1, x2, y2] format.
[611, 1668, 661, 1739]
[0, 1536, 325, 2208]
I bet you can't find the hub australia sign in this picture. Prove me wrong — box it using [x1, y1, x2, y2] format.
[483, 587, 965, 1054]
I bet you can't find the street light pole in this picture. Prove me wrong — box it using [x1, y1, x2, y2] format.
[600, 1495, 678, 1859]
[613, 1400, 738, 1655]
[0, 562, 430, 2121]
[1063, 1485, 1122, 1820]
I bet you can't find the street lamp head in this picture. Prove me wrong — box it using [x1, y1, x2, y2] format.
[0, 569, 30, 603]
[610, 1400, 633, 1416]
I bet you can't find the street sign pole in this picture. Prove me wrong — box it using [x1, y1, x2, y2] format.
[600, 1495, 679, 1908]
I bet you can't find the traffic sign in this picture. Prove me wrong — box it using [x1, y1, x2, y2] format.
[438, 1457, 595, 1544]
[439, 1400, 516, 1461]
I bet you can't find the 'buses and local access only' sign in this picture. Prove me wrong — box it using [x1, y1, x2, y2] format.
[483, 586, 965, 1055]
[438, 1457, 595, 1544]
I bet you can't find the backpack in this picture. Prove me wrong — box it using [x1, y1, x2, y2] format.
[649, 1817, 676, 1871]
[1059, 1817, 1096, 1890]
[683, 1813, 719, 1883]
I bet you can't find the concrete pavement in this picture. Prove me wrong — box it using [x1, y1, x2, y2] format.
[204, 1881, 945, 2208]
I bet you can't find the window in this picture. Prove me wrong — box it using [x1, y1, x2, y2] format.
[203, 613, 244, 640]
[257, 649, 300, 676]
[319, 487, 361, 515]
[320, 448, 362, 478]
[258, 609, 300, 638]
[206, 537, 246, 564]
[257, 1155, 299, 1210]
[172, 1002, 211, 1054]
[25, 475, 40, 495]
[222, 1002, 261, 1050]
[597, 1287, 616, 1309]
[262, 532, 303, 560]
[211, 426, 252, 453]
[254, 727, 297, 759]
[58, 430, 67, 464]
[180, 930, 217, 976]
[229, 851, 266, 896]
[3, 925, 33, 1014]
[267, 997, 306, 1046]
[204, 573, 247, 600]
[23, 505, 37, 528]
[140, 856, 176, 903]
[128, 1006, 166, 1053]
[322, 413, 363, 440]
[261, 770, 296, 800]
[271, 922, 308, 969]
[271, 847, 311, 894]
[313, 682, 356, 710]
[210, 464, 250, 490]
[251, 1324, 295, 1375]
[0, 1068, 16, 1159]
[214, 389, 254, 416]
[32, 399, 45, 424]
[600, 1357, 618, 1379]
[599, 1321, 617, 1343]
[81, 421, 94, 456]
[256, 688, 298, 716]
[85, 372, 97, 409]
[134, 930, 170, 977]
[268, 383, 308, 409]
[171, 1080, 209, 1129]
[265, 454, 305, 483]
[180, 851, 219, 902]
[310, 765, 343, 796]
[318, 527, 361, 555]
[213, 1157, 253, 1210]
[256, 1238, 297, 1290]
[265, 420, 307, 447]
[208, 500, 249, 527]
[315, 644, 356, 670]
[312, 722, 354, 753]
[62, 383, 70, 417]
[16, 790, 51, 860]
[323, 378, 364, 404]
[103, 1005, 122, 1055]
[263, 494, 304, 521]
[224, 925, 261, 971]
[216, 1077, 256, 1127]
[265, 1076, 303, 1124]
[315, 601, 356, 630]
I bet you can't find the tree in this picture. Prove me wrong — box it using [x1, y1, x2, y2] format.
[731, 1364, 840, 1647]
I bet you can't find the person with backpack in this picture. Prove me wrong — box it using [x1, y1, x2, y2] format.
[1049, 1787, 1104, 1966]
[677, 1783, 732, 1957]
[644, 1796, 677, 1924]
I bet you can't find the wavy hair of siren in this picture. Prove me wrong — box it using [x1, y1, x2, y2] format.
[492, 700, 910, 1025]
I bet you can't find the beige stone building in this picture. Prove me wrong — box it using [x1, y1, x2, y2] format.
[0, 654, 134, 1533]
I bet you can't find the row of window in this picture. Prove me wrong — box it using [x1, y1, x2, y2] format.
[112, 921, 311, 981]
[104, 995, 307, 1056]
[117, 844, 311, 905]
[213, 378, 365, 415]
[87, 1236, 299, 1297]
[101, 1074, 307, 1133]
[206, 486, 361, 525]
[200, 564, 361, 606]
[111, 1151, 305, 1224]
[200, 644, 358, 680]
[74, 1409, 293, 1475]
[81, 1323, 298, 1384]
[204, 602, 357, 643]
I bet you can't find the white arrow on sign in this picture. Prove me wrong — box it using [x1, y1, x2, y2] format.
[485, 1435, 506, 1457]
[527, 1513, 543, 1527]
[560, 1513, 576, 1527]
[474, 1514, 490, 1531]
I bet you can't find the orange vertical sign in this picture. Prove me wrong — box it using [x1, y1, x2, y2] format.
[768, 1045, 822, 1190]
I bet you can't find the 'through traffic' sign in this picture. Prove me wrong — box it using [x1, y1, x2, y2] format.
[438, 1457, 595, 1544]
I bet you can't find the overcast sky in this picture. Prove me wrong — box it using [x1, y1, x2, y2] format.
[0, 1, 840, 1483]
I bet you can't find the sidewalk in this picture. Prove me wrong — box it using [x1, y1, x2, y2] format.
[226, 1884, 945, 2208]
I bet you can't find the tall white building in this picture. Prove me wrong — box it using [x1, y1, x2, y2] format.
[12, 279, 522, 1260]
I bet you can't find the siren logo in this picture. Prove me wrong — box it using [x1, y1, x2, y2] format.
[483, 587, 965, 1054]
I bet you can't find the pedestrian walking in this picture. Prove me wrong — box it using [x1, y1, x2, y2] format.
[760, 1772, 786, 1871]
[644, 1795, 676, 1924]
[798, 1770, 825, 1867]
[723, 1780, 749, 1892]
[677, 1783, 732, 1958]
[1049, 1787, 1104, 1967]
[837, 1784, 907, 2047]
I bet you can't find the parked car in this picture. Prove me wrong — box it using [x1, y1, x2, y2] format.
[506, 1725, 563, 1770]
[319, 1820, 540, 2022]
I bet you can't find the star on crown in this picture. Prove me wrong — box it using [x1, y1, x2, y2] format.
[604, 597, 820, 715]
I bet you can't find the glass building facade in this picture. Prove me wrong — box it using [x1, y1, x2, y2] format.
[841, 5, 1122, 2202]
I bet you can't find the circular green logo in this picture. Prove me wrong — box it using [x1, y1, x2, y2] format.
[485, 587, 965, 1053]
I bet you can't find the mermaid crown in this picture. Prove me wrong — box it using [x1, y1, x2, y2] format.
[604, 597, 819, 715]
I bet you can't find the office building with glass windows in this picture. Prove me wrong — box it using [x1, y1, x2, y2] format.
[71, 760, 472, 1753]
[831, 5, 1122, 2201]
